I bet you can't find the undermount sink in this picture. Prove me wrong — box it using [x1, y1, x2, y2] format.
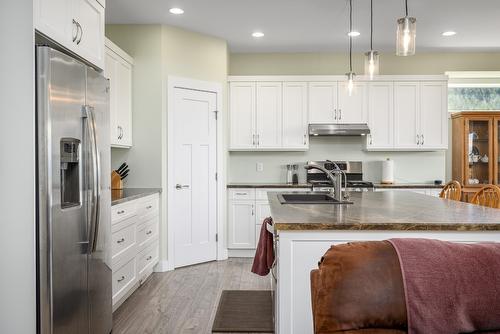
[278, 192, 352, 205]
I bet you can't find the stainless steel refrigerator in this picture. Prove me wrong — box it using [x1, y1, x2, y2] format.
[36, 46, 112, 334]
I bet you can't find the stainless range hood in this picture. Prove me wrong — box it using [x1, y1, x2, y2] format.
[309, 123, 371, 136]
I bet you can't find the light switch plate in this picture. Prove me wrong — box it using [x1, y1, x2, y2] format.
[256, 162, 264, 172]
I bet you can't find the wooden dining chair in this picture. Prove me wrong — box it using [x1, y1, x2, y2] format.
[439, 180, 462, 201]
[470, 185, 500, 209]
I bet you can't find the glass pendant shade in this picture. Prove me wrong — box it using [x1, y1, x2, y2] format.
[346, 72, 355, 96]
[396, 16, 416, 56]
[364, 51, 379, 79]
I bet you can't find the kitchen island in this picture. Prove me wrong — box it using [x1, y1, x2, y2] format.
[269, 191, 500, 334]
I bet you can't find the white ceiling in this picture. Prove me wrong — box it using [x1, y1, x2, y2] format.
[105, 0, 500, 53]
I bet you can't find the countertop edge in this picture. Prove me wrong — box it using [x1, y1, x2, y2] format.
[227, 183, 444, 189]
[111, 188, 162, 206]
[273, 222, 500, 232]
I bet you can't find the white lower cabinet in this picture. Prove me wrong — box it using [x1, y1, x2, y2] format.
[111, 193, 160, 310]
[227, 188, 309, 256]
[375, 188, 442, 197]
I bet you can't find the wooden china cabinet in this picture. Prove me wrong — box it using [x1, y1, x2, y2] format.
[451, 111, 500, 201]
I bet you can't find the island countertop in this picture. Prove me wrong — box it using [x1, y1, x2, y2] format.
[111, 188, 161, 206]
[268, 191, 500, 232]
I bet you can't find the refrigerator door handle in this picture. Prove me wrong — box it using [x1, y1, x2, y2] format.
[84, 105, 101, 254]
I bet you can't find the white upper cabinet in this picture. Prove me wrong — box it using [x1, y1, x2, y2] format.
[229, 76, 448, 152]
[283, 82, 309, 149]
[394, 82, 420, 149]
[105, 38, 133, 148]
[229, 82, 256, 149]
[337, 81, 368, 124]
[419, 82, 448, 149]
[309, 82, 337, 124]
[256, 82, 282, 149]
[230, 81, 308, 151]
[367, 82, 394, 150]
[35, 0, 105, 69]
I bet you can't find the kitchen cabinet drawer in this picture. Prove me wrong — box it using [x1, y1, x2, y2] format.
[137, 216, 159, 249]
[229, 189, 256, 200]
[111, 223, 136, 267]
[112, 257, 137, 304]
[112, 201, 137, 224]
[137, 194, 159, 217]
[138, 241, 159, 277]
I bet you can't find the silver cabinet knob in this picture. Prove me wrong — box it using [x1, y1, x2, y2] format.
[117, 275, 125, 283]
[175, 184, 190, 190]
[117, 238, 125, 244]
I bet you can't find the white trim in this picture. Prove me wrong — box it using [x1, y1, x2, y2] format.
[165, 76, 227, 271]
[228, 75, 448, 82]
[153, 260, 171, 273]
[228, 249, 256, 258]
[105, 37, 134, 65]
[446, 71, 500, 79]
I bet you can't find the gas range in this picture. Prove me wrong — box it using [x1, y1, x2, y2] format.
[306, 161, 374, 192]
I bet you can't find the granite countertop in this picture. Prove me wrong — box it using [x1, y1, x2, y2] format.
[227, 183, 311, 189]
[268, 191, 500, 232]
[112, 188, 161, 206]
[227, 183, 443, 189]
[373, 183, 444, 189]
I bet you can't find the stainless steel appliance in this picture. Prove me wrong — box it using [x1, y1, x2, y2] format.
[36, 46, 112, 334]
[306, 161, 374, 192]
[308, 123, 370, 136]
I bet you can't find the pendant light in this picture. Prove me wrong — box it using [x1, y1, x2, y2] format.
[346, 0, 355, 96]
[396, 0, 416, 56]
[364, 0, 379, 79]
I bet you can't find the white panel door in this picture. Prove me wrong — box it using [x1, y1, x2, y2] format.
[115, 60, 133, 147]
[172, 88, 217, 268]
[283, 82, 308, 149]
[337, 81, 368, 124]
[420, 82, 448, 149]
[256, 82, 282, 149]
[367, 82, 394, 149]
[34, 0, 73, 47]
[255, 201, 271, 227]
[73, 0, 105, 69]
[309, 82, 337, 124]
[230, 82, 256, 149]
[394, 82, 420, 149]
[104, 51, 119, 145]
[227, 201, 256, 249]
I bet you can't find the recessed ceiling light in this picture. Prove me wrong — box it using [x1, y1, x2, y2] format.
[442, 31, 457, 37]
[252, 32, 264, 38]
[347, 31, 360, 37]
[169, 7, 184, 15]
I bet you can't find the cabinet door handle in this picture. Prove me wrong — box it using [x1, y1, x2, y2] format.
[416, 134, 420, 145]
[421, 134, 424, 145]
[146, 230, 152, 235]
[76, 21, 83, 45]
[117, 275, 125, 283]
[251, 205, 254, 216]
[339, 109, 342, 120]
[303, 134, 307, 145]
[117, 238, 125, 244]
[257, 134, 260, 146]
[235, 192, 248, 196]
[146, 205, 152, 209]
[72, 19, 78, 42]
[369, 134, 373, 145]
[146, 256, 152, 261]
[333, 109, 337, 120]
[117, 210, 125, 215]
[252, 134, 255, 146]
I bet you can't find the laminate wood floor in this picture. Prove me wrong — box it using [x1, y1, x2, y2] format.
[113, 258, 272, 334]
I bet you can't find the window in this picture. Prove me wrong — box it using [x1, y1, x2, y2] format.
[448, 87, 500, 112]
[446, 71, 500, 113]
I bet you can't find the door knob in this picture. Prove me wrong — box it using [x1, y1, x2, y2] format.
[175, 184, 190, 190]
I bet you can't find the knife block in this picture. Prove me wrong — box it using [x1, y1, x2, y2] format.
[111, 170, 123, 190]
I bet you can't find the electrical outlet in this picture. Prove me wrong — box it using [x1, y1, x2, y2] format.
[256, 162, 264, 172]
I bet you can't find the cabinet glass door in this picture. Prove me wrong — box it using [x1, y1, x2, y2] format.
[465, 118, 492, 186]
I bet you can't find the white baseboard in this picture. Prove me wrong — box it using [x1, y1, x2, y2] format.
[217, 247, 229, 261]
[154, 260, 174, 272]
[228, 249, 256, 258]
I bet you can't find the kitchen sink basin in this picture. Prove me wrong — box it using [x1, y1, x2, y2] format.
[278, 193, 352, 205]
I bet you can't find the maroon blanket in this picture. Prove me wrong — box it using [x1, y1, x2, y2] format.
[251, 217, 274, 276]
[388, 238, 500, 334]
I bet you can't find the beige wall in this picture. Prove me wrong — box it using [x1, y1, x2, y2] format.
[229, 52, 500, 75]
